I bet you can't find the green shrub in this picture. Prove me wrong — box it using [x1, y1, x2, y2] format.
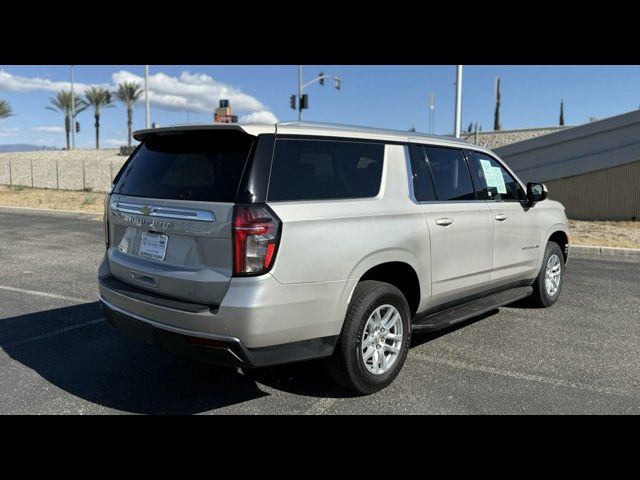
[119, 145, 136, 156]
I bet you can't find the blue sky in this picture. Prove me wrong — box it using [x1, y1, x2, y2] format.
[1, 65, 639, 148]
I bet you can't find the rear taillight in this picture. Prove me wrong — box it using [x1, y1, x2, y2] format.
[233, 204, 281, 276]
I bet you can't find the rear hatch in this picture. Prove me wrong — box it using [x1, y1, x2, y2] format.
[106, 129, 255, 306]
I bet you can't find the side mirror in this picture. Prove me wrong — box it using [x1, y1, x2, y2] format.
[527, 182, 548, 205]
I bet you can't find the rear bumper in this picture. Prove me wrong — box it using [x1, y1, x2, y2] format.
[98, 254, 352, 349]
[101, 296, 338, 368]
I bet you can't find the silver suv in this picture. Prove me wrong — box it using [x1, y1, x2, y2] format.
[99, 122, 569, 394]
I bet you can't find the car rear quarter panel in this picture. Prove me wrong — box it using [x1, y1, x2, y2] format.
[267, 144, 431, 317]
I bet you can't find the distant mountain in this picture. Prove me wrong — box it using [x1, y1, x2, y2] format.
[0, 144, 58, 153]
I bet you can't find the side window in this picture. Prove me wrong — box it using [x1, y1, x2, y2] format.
[267, 138, 384, 201]
[408, 144, 437, 202]
[467, 150, 525, 201]
[424, 146, 475, 201]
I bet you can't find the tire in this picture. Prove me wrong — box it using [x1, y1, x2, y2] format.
[528, 241, 565, 308]
[325, 280, 411, 394]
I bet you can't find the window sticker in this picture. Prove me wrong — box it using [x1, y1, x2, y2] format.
[492, 166, 507, 194]
[479, 159, 507, 194]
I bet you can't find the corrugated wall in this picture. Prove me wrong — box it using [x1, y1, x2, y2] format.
[546, 160, 640, 220]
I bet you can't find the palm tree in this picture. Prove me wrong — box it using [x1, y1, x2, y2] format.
[0, 99, 13, 119]
[494, 77, 501, 131]
[85, 87, 114, 149]
[115, 82, 144, 147]
[46, 90, 87, 149]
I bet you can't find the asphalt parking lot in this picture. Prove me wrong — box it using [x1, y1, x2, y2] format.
[1, 206, 639, 414]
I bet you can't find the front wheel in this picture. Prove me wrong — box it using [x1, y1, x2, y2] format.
[325, 280, 411, 394]
[528, 241, 565, 307]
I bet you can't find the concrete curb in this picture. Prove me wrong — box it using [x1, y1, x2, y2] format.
[0, 205, 102, 219]
[570, 245, 640, 262]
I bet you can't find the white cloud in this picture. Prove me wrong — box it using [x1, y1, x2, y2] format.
[0, 127, 19, 137]
[0, 69, 106, 94]
[77, 138, 128, 149]
[0, 68, 279, 127]
[32, 138, 57, 146]
[32, 125, 64, 133]
[101, 138, 128, 147]
[240, 110, 279, 124]
[110, 70, 269, 115]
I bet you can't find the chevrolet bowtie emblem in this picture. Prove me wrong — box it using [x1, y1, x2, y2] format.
[140, 206, 153, 216]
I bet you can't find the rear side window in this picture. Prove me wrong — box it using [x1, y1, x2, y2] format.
[425, 146, 475, 201]
[268, 139, 384, 201]
[112, 130, 254, 202]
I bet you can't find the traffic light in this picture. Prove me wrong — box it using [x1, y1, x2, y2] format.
[319, 72, 324, 86]
[290, 94, 296, 110]
[300, 94, 308, 110]
[75, 121, 80, 133]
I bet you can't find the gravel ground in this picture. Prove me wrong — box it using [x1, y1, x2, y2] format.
[0, 186, 105, 213]
[569, 220, 640, 249]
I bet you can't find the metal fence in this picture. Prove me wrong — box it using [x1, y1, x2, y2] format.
[545, 160, 640, 221]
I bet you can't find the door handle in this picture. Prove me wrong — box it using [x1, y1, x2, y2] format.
[495, 214, 507, 221]
[435, 218, 454, 226]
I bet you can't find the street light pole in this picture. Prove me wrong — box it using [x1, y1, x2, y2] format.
[145, 65, 151, 128]
[454, 65, 463, 138]
[70, 65, 75, 150]
[298, 65, 303, 121]
[295, 66, 341, 122]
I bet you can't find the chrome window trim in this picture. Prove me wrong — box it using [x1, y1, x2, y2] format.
[110, 201, 216, 222]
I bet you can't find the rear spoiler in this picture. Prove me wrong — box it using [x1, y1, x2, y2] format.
[133, 124, 275, 142]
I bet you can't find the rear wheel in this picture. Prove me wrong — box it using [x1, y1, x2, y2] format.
[528, 241, 565, 307]
[325, 280, 411, 394]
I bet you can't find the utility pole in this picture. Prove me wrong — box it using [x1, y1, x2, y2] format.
[429, 93, 435, 134]
[454, 65, 463, 138]
[298, 65, 303, 121]
[145, 65, 151, 128]
[70, 65, 75, 149]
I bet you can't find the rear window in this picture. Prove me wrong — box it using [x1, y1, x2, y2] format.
[112, 130, 254, 202]
[268, 138, 384, 201]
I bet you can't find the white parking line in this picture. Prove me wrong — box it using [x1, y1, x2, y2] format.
[303, 397, 337, 415]
[411, 353, 637, 398]
[4, 318, 106, 348]
[0, 284, 104, 348]
[0, 284, 93, 304]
